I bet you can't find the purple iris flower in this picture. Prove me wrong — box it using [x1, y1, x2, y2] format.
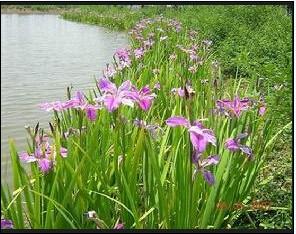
[186, 48, 200, 62]
[97, 78, 135, 112]
[19, 135, 67, 173]
[103, 64, 116, 78]
[62, 91, 87, 109]
[259, 105, 266, 116]
[192, 151, 220, 185]
[189, 52, 198, 61]
[20, 149, 51, 173]
[166, 116, 216, 153]
[171, 87, 185, 97]
[118, 61, 131, 70]
[258, 97, 267, 116]
[34, 134, 49, 147]
[1, 219, 13, 229]
[131, 85, 156, 111]
[168, 19, 182, 32]
[143, 39, 154, 50]
[40, 91, 101, 121]
[38, 158, 53, 173]
[154, 82, 161, 91]
[19, 151, 37, 163]
[85, 104, 98, 121]
[134, 47, 145, 59]
[166, 116, 190, 128]
[113, 217, 124, 229]
[128, 29, 143, 41]
[184, 83, 196, 98]
[175, 24, 182, 32]
[225, 133, 253, 159]
[115, 48, 130, 61]
[216, 96, 250, 117]
[115, 48, 131, 69]
[60, 147, 68, 158]
[39, 101, 64, 112]
[39, 91, 86, 111]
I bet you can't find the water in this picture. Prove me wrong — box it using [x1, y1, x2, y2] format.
[1, 14, 128, 183]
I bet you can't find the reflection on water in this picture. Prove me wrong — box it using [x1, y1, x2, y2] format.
[1, 14, 128, 183]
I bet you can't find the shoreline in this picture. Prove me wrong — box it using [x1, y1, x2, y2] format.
[1, 9, 62, 15]
[1, 5, 69, 15]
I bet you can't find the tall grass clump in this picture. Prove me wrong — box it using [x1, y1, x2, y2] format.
[1, 17, 291, 229]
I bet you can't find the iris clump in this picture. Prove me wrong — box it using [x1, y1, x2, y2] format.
[19, 133, 67, 173]
[1, 16, 289, 230]
[166, 116, 216, 154]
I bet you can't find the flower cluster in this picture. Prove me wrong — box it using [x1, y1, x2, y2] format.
[97, 78, 156, 112]
[19, 134, 67, 173]
[166, 116, 219, 184]
[216, 96, 251, 117]
[216, 95, 267, 118]
[115, 48, 131, 70]
[166, 117, 216, 154]
[40, 91, 101, 121]
[168, 19, 182, 32]
[177, 44, 204, 73]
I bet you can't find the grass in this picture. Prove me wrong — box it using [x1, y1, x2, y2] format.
[1, 4, 292, 229]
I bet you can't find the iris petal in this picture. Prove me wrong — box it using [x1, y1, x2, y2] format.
[202, 170, 215, 185]
[166, 116, 190, 127]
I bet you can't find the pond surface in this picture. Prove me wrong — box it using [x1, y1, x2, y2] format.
[1, 14, 128, 183]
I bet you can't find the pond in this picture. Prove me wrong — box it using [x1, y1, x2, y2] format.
[1, 14, 128, 183]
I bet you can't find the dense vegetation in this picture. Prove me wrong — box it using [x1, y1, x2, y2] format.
[62, 5, 293, 229]
[1, 4, 292, 229]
